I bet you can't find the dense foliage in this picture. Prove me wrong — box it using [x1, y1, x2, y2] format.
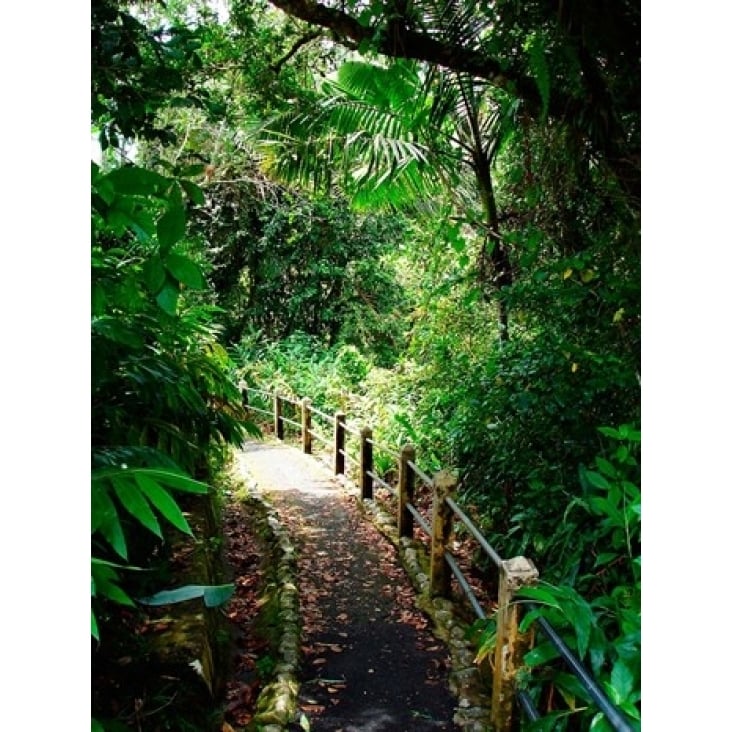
[92, 0, 639, 729]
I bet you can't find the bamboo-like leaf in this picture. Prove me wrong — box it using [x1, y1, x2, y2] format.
[112, 477, 163, 538]
[92, 560, 136, 607]
[134, 472, 193, 535]
[92, 481, 128, 560]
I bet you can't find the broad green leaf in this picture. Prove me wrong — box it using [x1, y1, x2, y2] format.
[165, 253, 205, 289]
[523, 641, 560, 667]
[143, 254, 167, 294]
[595, 457, 617, 479]
[91, 609, 99, 641]
[112, 478, 163, 538]
[584, 469, 611, 491]
[138, 583, 234, 607]
[593, 552, 618, 567]
[563, 597, 593, 658]
[104, 166, 169, 196]
[609, 659, 635, 703]
[92, 718, 104, 732]
[180, 179, 205, 205]
[134, 473, 193, 535]
[156, 282, 179, 315]
[516, 585, 562, 608]
[203, 584, 236, 607]
[157, 204, 186, 252]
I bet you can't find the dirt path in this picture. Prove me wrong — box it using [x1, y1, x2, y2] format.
[237, 441, 460, 731]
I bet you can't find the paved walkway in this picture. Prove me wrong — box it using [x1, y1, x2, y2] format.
[238, 441, 459, 731]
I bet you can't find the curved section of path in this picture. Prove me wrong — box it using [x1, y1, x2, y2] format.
[238, 441, 460, 731]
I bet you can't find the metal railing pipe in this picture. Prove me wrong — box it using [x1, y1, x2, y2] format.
[528, 605, 634, 732]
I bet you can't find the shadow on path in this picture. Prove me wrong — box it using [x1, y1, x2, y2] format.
[238, 441, 460, 731]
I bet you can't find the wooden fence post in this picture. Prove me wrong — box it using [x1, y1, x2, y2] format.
[398, 444, 416, 538]
[360, 426, 373, 499]
[274, 393, 284, 440]
[430, 470, 457, 597]
[491, 556, 539, 732]
[334, 411, 346, 475]
[301, 398, 312, 454]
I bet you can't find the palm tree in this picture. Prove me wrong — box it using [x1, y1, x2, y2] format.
[255, 55, 519, 340]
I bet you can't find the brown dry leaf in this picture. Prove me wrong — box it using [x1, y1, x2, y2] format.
[312, 658, 327, 666]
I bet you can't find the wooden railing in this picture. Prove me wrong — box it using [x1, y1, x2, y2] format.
[241, 385, 635, 732]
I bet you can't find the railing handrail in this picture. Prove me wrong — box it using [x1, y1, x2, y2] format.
[240, 384, 635, 732]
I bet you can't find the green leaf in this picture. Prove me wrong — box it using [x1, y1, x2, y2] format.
[91, 609, 99, 641]
[516, 585, 561, 608]
[203, 584, 236, 607]
[143, 254, 167, 294]
[92, 718, 105, 732]
[563, 597, 593, 658]
[142, 468, 210, 494]
[165, 253, 205, 289]
[91, 282, 107, 316]
[138, 583, 235, 607]
[597, 426, 621, 439]
[134, 473, 193, 535]
[609, 659, 635, 704]
[593, 552, 618, 567]
[180, 179, 205, 205]
[157, 204, 187, 253]
[92, 481, 116, 533]
[112, 478, 163, 538]
[92, 561, 135, 607]
[595, 457, 617, 479]
[523, 641, 560, 667]
[584, 469, 611, 491]
[176, 163, 206, 177]
[156, 282, 179, 315]
[92, 317, 144, 349]
[94, 467, 209, 495]
[589, 712, 613, 732]
[92, 484, 128, 560]
[104, 166, 169, 196]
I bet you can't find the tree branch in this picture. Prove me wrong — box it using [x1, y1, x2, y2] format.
[267, 0, 538, 103]
[266, 0, 639, 201]
[271, 29, 322, 74]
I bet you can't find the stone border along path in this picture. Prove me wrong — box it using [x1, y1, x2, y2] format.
[234, 440, 492, 732]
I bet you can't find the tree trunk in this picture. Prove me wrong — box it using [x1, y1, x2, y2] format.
[474, 151, 511, 342]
